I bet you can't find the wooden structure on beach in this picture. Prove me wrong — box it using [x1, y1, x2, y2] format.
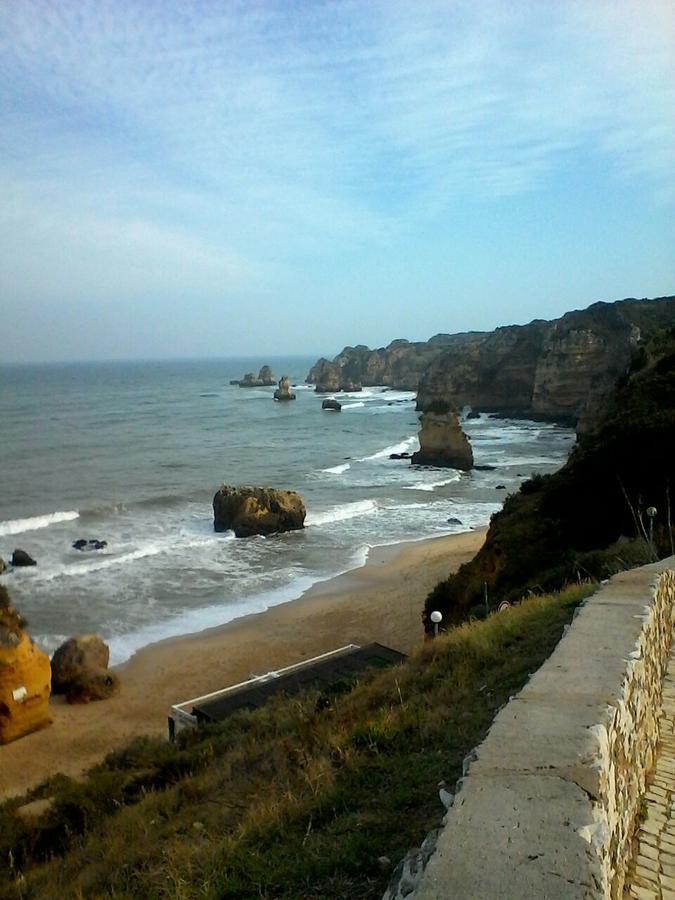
[169, 642, 405, 740]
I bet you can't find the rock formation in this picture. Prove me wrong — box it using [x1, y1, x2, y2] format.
[423, 324, 675, 629]
[273, 376, 296, 401]
[0, 586, 52, 743]
[11, 549, 36, 566]
[72, 539, 107, 551]
[258, 366, 275, 386]
[416, 296, 675, 432]
[322, 398, 341, 411]
[307, 296, 674, 430]
[411, 411, 474, 471]
[51, 635, 120, 704]
[213, 485, 306, 537]
[307, 334, 473, 392]
[311, 359, 341, 393]
[234, 366, 276, 387]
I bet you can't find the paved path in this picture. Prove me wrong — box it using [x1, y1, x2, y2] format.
[625, 647, 675, 900]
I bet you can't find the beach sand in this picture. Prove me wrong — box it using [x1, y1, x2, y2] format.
[0, 529, 484, 801]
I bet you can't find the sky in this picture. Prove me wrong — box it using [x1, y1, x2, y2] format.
[1, 0, 674, 363]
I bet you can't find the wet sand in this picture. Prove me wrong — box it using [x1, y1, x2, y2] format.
[0, 529, 485, 800]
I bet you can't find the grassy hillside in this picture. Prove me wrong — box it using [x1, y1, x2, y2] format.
[0, 584, 591, 900]
[424, 326, 675, 629]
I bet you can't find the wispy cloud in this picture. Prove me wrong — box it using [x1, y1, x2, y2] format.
[0, 0, 673, 354]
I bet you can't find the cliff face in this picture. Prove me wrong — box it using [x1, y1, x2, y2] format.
[416, 322, 548, 415]
[416, 296, 675, 428]
[423, 324, 675, 630]
[306, 333, 486, 392]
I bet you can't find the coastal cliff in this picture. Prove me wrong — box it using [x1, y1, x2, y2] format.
[307, 295, 674, 430]
[307, 333, 485, 392]
[423, 324, 675, 629]
[417, 296, 675, 430]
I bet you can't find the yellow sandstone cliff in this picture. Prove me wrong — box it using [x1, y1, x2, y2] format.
[0, 596, 52, 744]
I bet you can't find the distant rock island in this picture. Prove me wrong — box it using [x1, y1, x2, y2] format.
[230, 366, 276, 387]
[307, 295, 675, 431]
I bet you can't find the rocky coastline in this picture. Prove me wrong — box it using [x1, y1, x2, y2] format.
[307, 295, 674, 432]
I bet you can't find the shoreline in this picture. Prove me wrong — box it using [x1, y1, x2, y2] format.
[0, 528, 485, 801]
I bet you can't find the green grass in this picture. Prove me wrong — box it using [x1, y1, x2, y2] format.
[0, 583, 593, 900]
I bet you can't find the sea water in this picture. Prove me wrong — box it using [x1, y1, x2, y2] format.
[0, 357, 575, 663]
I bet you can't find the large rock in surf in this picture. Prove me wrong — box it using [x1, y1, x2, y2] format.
[273, 375, 296, 401]
[258, 366, 275, 386]
[235, 366, 276, 387]
[0, 586, 52, 744]
[11, 549, 36, 567]
[51, 635, 120, 704]
[411, 410, 474, 471]
[311, 359, 342, 393]
[322, 398, 342, 411]
[213, 485, 306, 538]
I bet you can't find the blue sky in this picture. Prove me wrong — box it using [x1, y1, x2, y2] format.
[1, 0, 674, 362]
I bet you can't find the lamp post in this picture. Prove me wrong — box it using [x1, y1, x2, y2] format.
[647, 506, 657, 556]
[430, 610, 443, 638]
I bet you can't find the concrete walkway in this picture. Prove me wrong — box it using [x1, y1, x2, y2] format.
[625, 647, 675, 900]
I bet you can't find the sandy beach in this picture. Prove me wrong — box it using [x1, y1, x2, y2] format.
[0, 529, 484, 801]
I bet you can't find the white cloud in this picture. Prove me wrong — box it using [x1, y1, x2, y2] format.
[0, 0, 673, 341]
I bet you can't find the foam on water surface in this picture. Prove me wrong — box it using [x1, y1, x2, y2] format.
[0, 359, 574, 663]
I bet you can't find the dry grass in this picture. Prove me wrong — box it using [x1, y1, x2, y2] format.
[0, 583, 593, 900]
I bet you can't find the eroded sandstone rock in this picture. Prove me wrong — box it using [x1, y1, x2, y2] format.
[213, 485, 306, 537]
[273, 376, 296, 401]
[51, 634, 119, 704]
[411, 411, 474, 471]
[0, 587, 51, 743]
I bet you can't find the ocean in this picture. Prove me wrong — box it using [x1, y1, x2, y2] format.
[0, 356, 575, 664]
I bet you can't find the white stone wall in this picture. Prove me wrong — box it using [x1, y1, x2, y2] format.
[403, 558, 675, 900]
[591, 568, 675, 898]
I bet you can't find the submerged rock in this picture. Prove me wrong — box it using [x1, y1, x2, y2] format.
[273, 376, 296, 401]
[11, 549, 36, 567]
[51, 634, 119, 704]
[0, 587, 52, 743]
[72, 539, 108, 551]
[322, 398, 341, 411]
[411, 411, 474, 471]
[213, 485, 306, 538]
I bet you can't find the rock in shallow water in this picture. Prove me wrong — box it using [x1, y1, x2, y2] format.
[11, 549, 36, 567]
[213, 485, 306, 538]
[273, 376, 296, 401]
[410, 411, 474, 471]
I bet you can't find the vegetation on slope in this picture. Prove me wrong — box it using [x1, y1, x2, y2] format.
[0, 584, 591, 900]
[424, 326, 675, 629]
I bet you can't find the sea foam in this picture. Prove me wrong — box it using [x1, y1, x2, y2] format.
[306, 499, 377, 527]
[359, 435, 417, 461]
[0, 510, 80, 537]
[321, 462, 351, 475]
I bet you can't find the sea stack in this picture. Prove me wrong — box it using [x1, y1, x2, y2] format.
[213, 485, 306, 537]
[0, 587, 52, 744]
[273, 376, 296, 401]
[411, 410, 474, 470]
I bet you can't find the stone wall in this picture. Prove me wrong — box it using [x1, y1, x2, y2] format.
[385, 558, 675, 900]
